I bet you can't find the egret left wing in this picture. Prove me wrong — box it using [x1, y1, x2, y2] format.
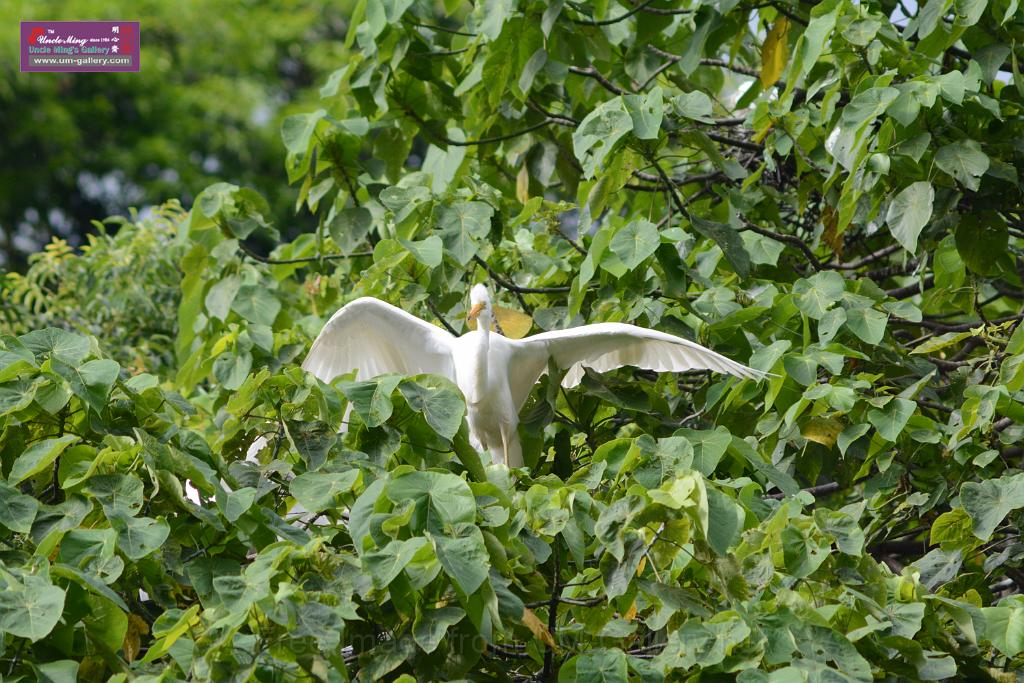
[302, 297, 457, 383]
[508, 322, 766, 407]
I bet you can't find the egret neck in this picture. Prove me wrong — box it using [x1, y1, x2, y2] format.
[469, 306, 492, 403]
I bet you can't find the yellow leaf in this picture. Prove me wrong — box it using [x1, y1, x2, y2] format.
[522, 608, 557, 649]
[636, 555, 647, 576]
[752, 122, 773, 144]
[760, 17, 790, 87]
[801, 416, 843, 448]
[623, 601, 638, 621]
[123, 613, 150, 663]
[516, 163, 530, 204]
[495, 305, 533, 339]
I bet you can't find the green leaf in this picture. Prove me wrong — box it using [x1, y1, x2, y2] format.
[8, 435, 80, 485]
[955, 211, 1008, 276]
[342, 374, 403, 427]
[231, 285, 281, 327]
[688, 216, 750, 278]
[413, 606, 465, 653]
[0, 377, 41, 416]
[828, 87, 899, 170]
[867, 398, 916, 442]
[793, 271, 846, 320]
[281, 109, 326, 156]
[672, 91, 713, 121]
[729, 437, 800, 496]
[961, 474, 1024, 540]
[328, 207, 373, 253]
[205, 275, 241, 322]
[705, 486, 743, 555]
[219, 487, 258, 523]
[573, 647, 628, 683]
[289, 471, 360, 512]
[609, 219, 659, 272]
[86, 473, 144, 515]
[20, 328, 91, 365]
[911, 548, 962, 590]
[399, 376, 466, 439]
[844, 307, 887, 345]
[0, 575, 66, 641]
[983, 597, 1024, 657]
[676, 427, 731, 476]
[573, 97, 632, 178]
[0, 481, 39, 533]
[430, 524, 490, 594]
[51, 563, 129, 612]
[885, 182, 934, 253]
[363, 537, 429, 589]
[386, 470, 475, 533]
[911, 330, 974, 355]
[110, 514, 171, 560]
[212, 351, 253, 390]
[935, 139, 989, 191]
[434, 201, 494, 265]
[623, 86, 663, 140]
[400, 235, 443, 267]
[34, 660, 79, 683]
[50, 358, 119, 414]
[814, 509, 865, 556]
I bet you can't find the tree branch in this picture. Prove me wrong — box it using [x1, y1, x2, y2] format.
[425, 299, 458, 335]
[568, 65, 626, 95]
[766, 481, 841, 500]
[435, 119, 556, 146]
[568, 0, 658, 26]
[473, 256, 572, 294]
[886, 275, 935, 299]
[740, 221, 823, 270]
[238, 241, 373, 265]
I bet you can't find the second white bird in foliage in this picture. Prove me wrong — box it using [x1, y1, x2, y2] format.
[302, 284, 767, 468]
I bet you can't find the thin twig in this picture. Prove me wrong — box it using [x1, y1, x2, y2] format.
[433, 119, 556, 146]
[740, 221, 822, 270]
[238, 241, 373, 265]
[568, 0, 658, 26]
[766, 481, 841, 500]
[403, 19, 478, 36]
[425, 299, 459, 335]
[473, 256, 571, 293]
[568, 65, 626, 95]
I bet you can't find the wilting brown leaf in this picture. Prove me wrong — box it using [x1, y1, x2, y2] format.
[517, 163, 530, 204]
[821, 206, 842, 257]
[123, 613, 150, 663]
[760, 17, 790, 87]
[522, 608, 557, 649]
[495, 305, 533, 339]
[802, 416, 844, 448]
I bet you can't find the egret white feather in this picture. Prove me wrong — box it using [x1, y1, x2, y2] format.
[302, 286, 768, 468]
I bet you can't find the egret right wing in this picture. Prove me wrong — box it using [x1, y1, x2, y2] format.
[507, 322, 766, 410]
[301, 297, 458, 383]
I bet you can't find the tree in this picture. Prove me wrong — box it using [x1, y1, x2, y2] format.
[3, 0, 1024, 680]
[0, 0, 349, 269]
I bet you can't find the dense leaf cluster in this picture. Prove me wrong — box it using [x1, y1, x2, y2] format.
[4, 0, 1024, 681]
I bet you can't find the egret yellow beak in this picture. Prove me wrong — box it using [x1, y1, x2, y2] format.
[467, 302, 484, 321]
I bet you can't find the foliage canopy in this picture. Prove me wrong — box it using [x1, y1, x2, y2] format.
[4, 0, 1024, 681]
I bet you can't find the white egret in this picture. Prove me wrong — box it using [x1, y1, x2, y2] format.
[302, 284, 767, 467]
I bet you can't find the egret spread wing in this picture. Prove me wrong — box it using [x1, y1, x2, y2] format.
[508, 322, 766, 407]
[302, 298, 457, 383]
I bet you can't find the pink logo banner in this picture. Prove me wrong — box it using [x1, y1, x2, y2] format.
[21, 21, 140, 73]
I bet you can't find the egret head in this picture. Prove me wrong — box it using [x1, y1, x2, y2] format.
[468, 283, 492, 323]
